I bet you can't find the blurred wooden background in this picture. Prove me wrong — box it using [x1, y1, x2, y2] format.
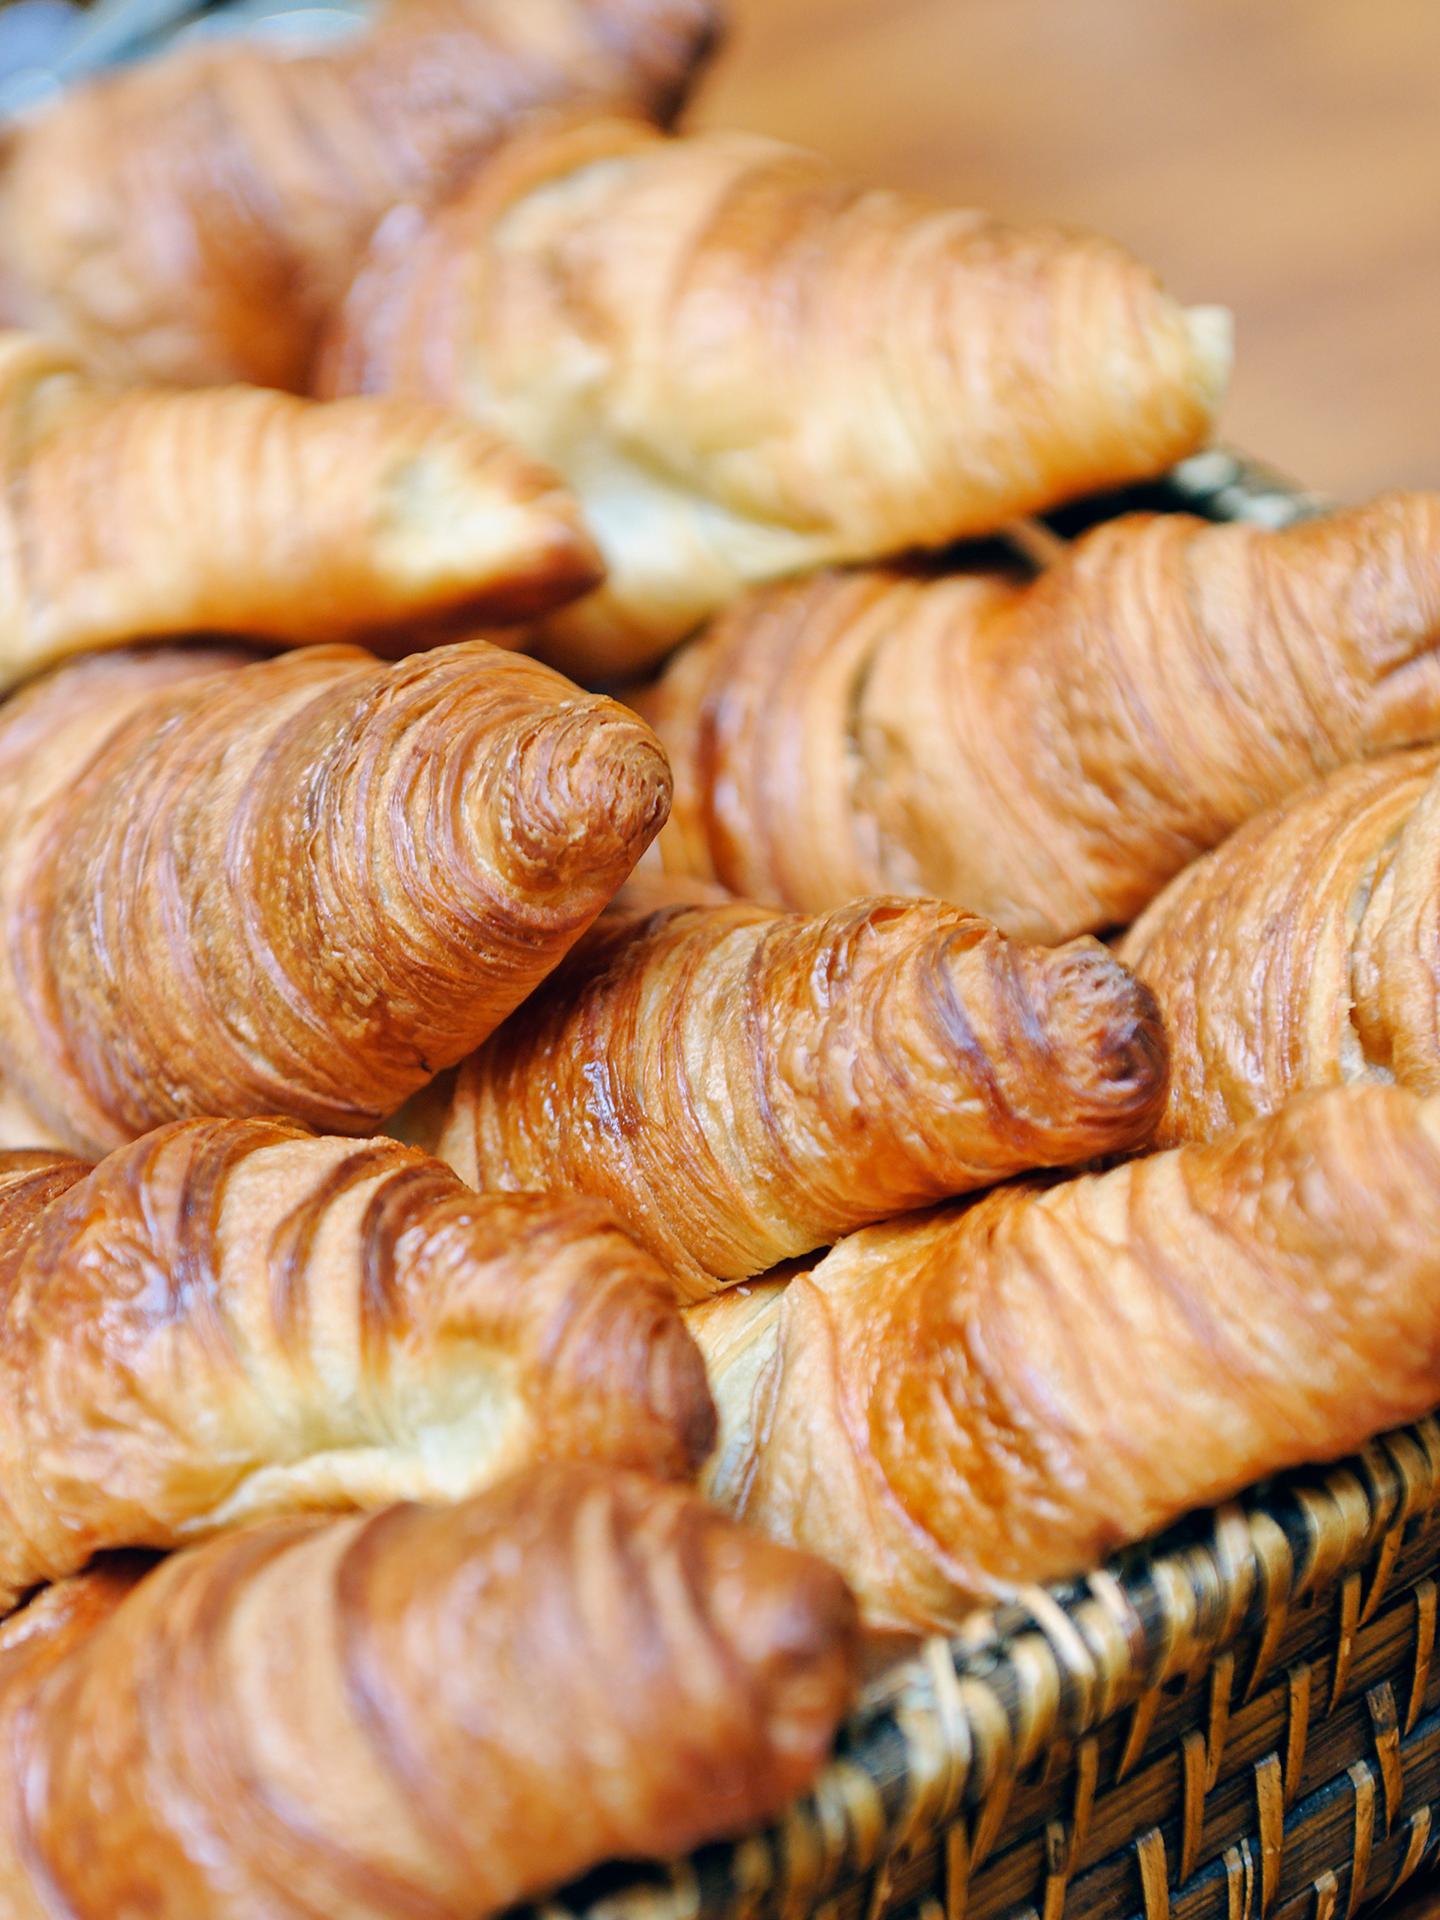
[695, 0, 1440, 500]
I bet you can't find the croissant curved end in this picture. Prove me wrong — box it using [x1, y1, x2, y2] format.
[695, 1520, 861, 1786]
[1184, 303, 1235, 408]
[498, 705, 674, 891]
[1016, 937, 1171, 1139]
[376, 452, 604, 620]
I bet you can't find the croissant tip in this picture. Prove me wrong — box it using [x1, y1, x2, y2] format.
[376, 447, 605, 624]
[597, 0, 728, 122]
[1045, 941, 1171, 1130]
[1184, 303, 1234, 407]
[697, 1518, 861, 1751]
[505, 704, 674, 893]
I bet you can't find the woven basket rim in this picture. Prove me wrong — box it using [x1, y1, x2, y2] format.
[532, 1417, 1440, 1920]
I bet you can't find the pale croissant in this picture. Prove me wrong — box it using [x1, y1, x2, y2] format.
[0, 639, 670, 1155]
[690, 1085, 1440, 1631]
[1120, 748, 1440, 1143]
[320, 115, 1229, 676]
[0, 0, 723, 390]
[0, 332, 600, 692]
[413, 893, 1167, 1298]
[644, 492, 1440, 939]
[0, 1463, 856, 1918]
[0, 1117, 712, 1611]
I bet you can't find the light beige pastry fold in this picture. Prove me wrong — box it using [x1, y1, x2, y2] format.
[320, 115, 1230, 676]
[0, 0, 724, 390]
[0, 332, 601, 692]
[0, 1079, 59, 1154]
[0, 1117, 713, 1611]
[690, 1085, 1440, 1631]
[1120, 748, 1440, 1143]
[0, 638, 670, 1155]
[643, 492, 1440, 939]
[414, 893, 1167, 1298]
[0, 1462, 856, 1919]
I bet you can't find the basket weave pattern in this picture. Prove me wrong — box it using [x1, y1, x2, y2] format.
[541, 1420, 1440, 1920]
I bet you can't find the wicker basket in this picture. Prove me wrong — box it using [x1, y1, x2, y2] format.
[0, 8, 1415, 1902]
[525, 453, 1440, 1920]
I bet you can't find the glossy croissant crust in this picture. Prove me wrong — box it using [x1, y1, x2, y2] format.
[414, 893, 1167, 1298]
[0, 0, 723, 390]
[0, 640, 670, 1155]
[0, 1119, 711, 1611]
[644, 493, 1440, 939]
[0, 1463, 856, 1918]
[321, 115, 1228, 677]
[690, 1085, 1440, 1630]
[1121, 748, 1440, 1143]
[0, 332, 599, 693]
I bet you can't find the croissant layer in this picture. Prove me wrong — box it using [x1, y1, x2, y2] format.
[1120, 748, 1440, 1141]
[0, 0, 723, 390]
[0, 639, 671, 1153]
[0, 1463, 856, 1918]
[321, 116, 1227, 675]
[0, 1116, 713, 1610]
[644, 493, 1440, 938]
[690, 1085, 1440, 1630]
[418, 894, 1168, 1297]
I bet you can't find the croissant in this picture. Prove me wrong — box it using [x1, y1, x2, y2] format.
[0, 1116, 713, 1610]
[0, 1462, 856, 1918]
[690, 1085, 1440, 1631]
[0, 332, 601, 692]
[0, 0, 723, 391]
[320, 115, 1230, 677]
[0, 638, 670, 1154]
[643, 492, 1440, 939]
[1119, 748, 1440, 1144]
[413, 894, 1167, 1299]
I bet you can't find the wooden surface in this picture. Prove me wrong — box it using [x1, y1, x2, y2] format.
[693, 0, 1440, 500]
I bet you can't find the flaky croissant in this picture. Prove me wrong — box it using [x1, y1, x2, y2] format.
[320, 115, 1229, 677]
[412, 893, 1167, 1299]
[0, 332, 600, 692]
[0, 0, 723, 391]
[1120, 748, 1440, 1143]
[0, 1117, 712, 1611]
[643, 492, 1440, 939]
[690, 1085, 1440, 1631]
[0, 1462, 856, 1918]
[0, 639, 670, 1155]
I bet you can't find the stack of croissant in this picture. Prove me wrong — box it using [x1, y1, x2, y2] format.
[0, 2, 1435, 1914]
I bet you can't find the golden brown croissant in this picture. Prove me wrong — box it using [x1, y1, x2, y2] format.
[0, 0, 723, 391]
[1120, 748, 1440, 1143]
[0, 331, 601, 691]
[320, 115, 1229, 677]
[413, 894, 1167, 1299]
[643, 492, 1440, 939]
[0, 1462, 856, 1918]
[690, 1084, 1440, 1631]
[0, 1117, 713, 1610]
[0, 638, 670, 1154]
